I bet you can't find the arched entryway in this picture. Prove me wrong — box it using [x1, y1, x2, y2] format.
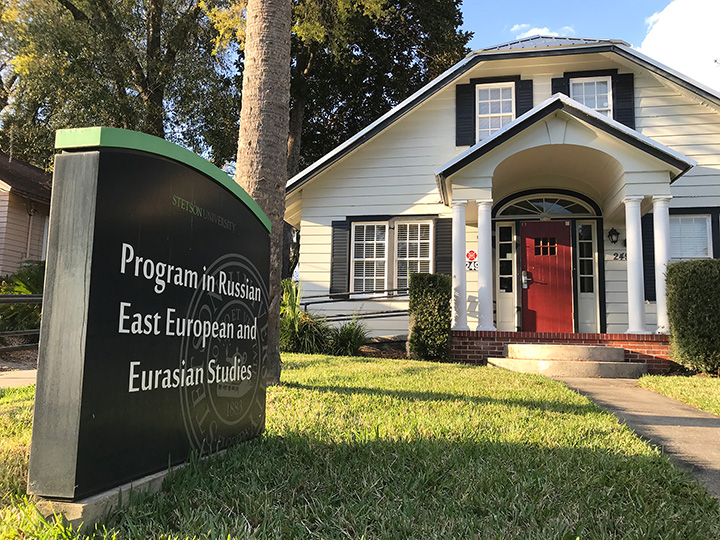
[492, 190, 603, 333]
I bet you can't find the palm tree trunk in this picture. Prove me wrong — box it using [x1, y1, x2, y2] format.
[235, 0, 291, 384]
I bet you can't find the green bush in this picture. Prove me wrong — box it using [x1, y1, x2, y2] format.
[329, 317, 367, 356]
[666, 259, 720, 373]
[279, 280, 331, 354]
[280, 280, 368, 356]
[0, 260, 45, 335]
[407, 273, 451, 362]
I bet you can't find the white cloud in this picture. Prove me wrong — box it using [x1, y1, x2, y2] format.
[639, 0, 720, 91]
[510, 24, 575, 40]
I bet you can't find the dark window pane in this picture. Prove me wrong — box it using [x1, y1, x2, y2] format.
[579, 242, 592, 258]
[500, 244, 512, 259]
[500, 277, 513, 292]
[578, 224, 592, 241]
[549, 246, 556, 256]
[534, 238, 541, 246]
[535, 247, 541, 255]
[499, 226, 512, 242]
[580, 260, 594, 275]
[542, 246, 548, 256]
[581, 276, 594, 293]
[549, 237, 556, 246]
[499, 260, 513, 275]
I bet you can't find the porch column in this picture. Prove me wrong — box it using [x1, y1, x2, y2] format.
[476, 199, 496, 331]
[624, 196, 647, 333]
[451, 201, 469, 330]
[653, 196, 672, 333]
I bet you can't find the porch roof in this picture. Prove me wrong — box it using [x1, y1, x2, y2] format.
[433, 93, 696, 206]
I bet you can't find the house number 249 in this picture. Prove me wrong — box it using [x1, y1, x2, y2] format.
[613, 252, 627, 260]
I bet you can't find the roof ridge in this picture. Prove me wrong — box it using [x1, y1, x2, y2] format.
[477, 35, 628, 53]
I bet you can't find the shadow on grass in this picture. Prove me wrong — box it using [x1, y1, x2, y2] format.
[99, 432, 720, 540]
[281, 380, 599, 416]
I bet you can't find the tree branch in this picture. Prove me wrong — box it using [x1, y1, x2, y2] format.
[55, 0, 88, 21]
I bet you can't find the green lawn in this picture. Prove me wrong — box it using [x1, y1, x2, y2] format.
[2, 355, 720, 539]
[639, 375, 720, 416]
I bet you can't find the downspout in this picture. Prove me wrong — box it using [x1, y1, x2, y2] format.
[25, 204, 37, 259]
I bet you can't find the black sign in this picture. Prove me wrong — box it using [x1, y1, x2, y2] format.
[29, 131, 269, 501]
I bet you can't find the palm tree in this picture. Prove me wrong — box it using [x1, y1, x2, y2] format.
[235, 0, 291, 383]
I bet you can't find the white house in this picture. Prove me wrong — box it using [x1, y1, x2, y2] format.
[284, 36, 720, 369]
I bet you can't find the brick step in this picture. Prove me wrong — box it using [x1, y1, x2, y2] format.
[488, 357, 647, 378]
[506, 344, 624, 362]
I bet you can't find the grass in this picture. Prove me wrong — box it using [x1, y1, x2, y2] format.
[639, 374, 720, 416]
[1, 355, 719, 539]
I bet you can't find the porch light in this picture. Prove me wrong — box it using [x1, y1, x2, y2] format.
[607, 228, 620, 244]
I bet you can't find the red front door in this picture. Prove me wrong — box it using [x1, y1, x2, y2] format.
[521, 221, 573, 332]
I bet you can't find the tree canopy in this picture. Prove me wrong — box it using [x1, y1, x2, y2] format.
[0, 0, 470, 171]
[0, 0, 239, 168]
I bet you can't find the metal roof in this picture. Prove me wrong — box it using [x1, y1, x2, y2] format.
[478, 35, 629, 52]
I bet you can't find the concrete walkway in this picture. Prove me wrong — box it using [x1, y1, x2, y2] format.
[557, 377, 720, 500]
[0, 369, 37, 389]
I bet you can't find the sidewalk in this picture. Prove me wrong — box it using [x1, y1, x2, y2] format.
[0, 369, 37, 389]
[556, 377, 720, 500]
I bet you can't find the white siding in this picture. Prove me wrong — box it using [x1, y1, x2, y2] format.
[292, 50, 720, 337]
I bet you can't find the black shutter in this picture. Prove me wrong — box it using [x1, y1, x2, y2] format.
[456, 84, 475, 146]
[330, 221, 350, 297]
[516, 79, 534, 116]
[613, 73, 635, 129]
[551, 77, 569, 97]
[641, 213, 656, 301]
[435, 218, 452, 275]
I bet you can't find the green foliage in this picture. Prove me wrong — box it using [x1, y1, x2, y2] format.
[280, 280, 367, 356]
[408, 272, 451, 362]
[0, 0, 239, 169]
[666, 259, 720, 373]
[328, 317, 367, 356]
[279, 279, 331, 354]
[0, 260, 44, 334]
[3, 358, 720, 537]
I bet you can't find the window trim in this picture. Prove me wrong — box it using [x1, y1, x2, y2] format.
[475, 81, 516, 142]
[669, 214, 713, 262]
[350, 221, 388, 294]
[348, 218, 435, 294]
[569, 75, 613, 117]
[395, 220, 435, 291]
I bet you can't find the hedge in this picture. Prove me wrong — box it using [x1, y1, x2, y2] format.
[666, 259, 720, 373]
[407, 273, 452, 362]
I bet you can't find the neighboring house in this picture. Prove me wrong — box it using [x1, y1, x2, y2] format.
[0, 152, 51, 275]
[284, 36, 720, 367]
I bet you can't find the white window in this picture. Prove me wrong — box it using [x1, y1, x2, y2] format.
[570, 76, 612, 117]
[476, 82, 514, 141]
[351, 223, 387, 293]
[350, 220, 434, 293]
[670, 215, 712, 261]
[396, 222, 432, 290]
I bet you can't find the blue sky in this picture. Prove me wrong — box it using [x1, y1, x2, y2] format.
[459, 0, 720, 91]
[460, 1, 669, 50]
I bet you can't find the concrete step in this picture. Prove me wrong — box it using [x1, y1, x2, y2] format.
[488, 357, 647, 378]
[506, 343, 625, 362]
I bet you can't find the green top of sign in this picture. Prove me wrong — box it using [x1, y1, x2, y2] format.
[55, 127, 271, 233]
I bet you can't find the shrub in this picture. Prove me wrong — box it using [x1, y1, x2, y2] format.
[0, 260, 45, 335]
[407, 272, 451, 362]
[329, 318, 367, 357]
[280, 280, 368, 356]
[666, 259, 720, 373]
[279, 280, 331, 354]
